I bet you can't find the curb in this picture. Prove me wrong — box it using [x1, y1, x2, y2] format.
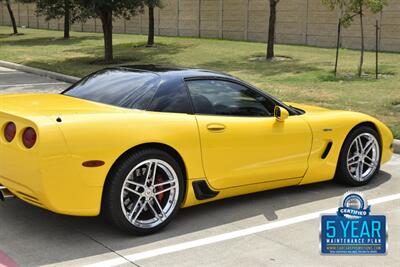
[0, 60, 79, 83]
[393, 139, 400, 155]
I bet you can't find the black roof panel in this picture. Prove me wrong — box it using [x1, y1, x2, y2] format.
[117, 64, 232, 79]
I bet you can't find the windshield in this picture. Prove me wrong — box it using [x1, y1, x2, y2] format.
[62, 69, 161, 110]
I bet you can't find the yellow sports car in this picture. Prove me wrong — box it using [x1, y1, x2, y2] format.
[0, 66, 394, 234]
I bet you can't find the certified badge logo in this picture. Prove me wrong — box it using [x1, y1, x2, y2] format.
[320, 192, 387, 255]
[338, 192, 370, 219]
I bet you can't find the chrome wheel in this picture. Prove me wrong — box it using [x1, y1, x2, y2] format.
[120, 159, 179, 229]
[347, 133, 380, 182]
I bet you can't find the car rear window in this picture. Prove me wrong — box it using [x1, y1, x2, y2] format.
[62, 69, 160, 110]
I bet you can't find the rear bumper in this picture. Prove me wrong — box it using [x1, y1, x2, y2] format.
[0, 176, 102, 216]
[0, 114, 103, 216]
[0, 169, 103, 216]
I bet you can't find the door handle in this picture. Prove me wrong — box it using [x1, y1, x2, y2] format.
[207, 123, 226, 132]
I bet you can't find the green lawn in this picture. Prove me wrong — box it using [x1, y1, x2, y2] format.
[0, 26, 399, 138]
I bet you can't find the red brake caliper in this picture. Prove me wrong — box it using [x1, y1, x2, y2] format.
[155, 174, 165, 202]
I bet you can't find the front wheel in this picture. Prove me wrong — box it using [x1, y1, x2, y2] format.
[102, 149, 184, 235]
[335, 126, 381, 186]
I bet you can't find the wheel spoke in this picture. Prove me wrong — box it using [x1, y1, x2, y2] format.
[154, 180, 174, 187]
[363, 140, 374, 153]
[364, 155, 373, 162]
[364, 161, 375, 168]
[359, 137, 365, 152]
[364, 145, 374, 155]
[153, 197, 166, 218]
[347, 154, 358, 163]
[125, 180, 145, 188]
[151, 162, 158, 186]
[348, 161, 358, 166]
[355, 162, 361, 180]
[352, 139, 358, 153]
[123, 186, 141, 196]
[155, 185, 177, 196]
[131, 200, 148, 224]
[145, 162, 153, 182]
[354, 137, 361, 153]
[148, 201, 165, 221]
[358, 162, 364, 180]
[145, 162, 158, 186]
[128, 197, 144, 221]
[147, 200, 162, 221]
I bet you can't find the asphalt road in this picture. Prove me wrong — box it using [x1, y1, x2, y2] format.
[0, 66, 399, 267]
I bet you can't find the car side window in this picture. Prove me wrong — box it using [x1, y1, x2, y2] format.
[148, 79, 192, 114]
[186, 79, 275, 117]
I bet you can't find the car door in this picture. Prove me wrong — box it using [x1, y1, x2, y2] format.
[185, 78, 312, 190]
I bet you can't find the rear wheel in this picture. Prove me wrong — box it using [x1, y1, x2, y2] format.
[335, 126, 381, 186]
[102, 149, 184, 235]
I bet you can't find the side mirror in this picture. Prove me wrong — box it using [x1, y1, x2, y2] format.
[274, 106, 289, 122]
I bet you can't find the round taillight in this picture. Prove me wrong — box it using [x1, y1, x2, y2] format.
[4, 122, 16, 142]
[22, 127, 37, 149]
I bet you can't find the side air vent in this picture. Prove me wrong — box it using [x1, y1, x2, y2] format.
[321, 142, 333, 159]
[192, 180, 219, 200]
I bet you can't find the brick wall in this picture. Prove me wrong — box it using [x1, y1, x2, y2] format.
[0, 0, 399, 52]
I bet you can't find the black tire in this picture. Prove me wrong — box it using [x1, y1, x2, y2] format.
[102, 148, 185, 235]
[335, 125, 381, 186]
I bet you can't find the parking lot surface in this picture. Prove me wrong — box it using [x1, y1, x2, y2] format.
[0, 67, 399, 267]
[0, 66, 69, 94]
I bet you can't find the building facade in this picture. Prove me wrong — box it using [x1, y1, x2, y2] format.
[1, 0, 399, 52]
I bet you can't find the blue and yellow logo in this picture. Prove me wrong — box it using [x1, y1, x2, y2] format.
[320, 192, 387, 254]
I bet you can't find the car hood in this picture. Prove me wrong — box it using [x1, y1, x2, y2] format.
[284, 102, 331, 114]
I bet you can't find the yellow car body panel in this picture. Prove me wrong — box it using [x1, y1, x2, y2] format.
[0, 94, 394, 215]
[195, 114, 312, 189]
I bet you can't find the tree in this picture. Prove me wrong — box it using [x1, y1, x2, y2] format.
[322, 0, 346, 76]
[322, 0, 387, 77]
[31, 0, 81, 39]
[3, 0, 18, 34]
[144, 0, 163, 47]
[266, 0, 280, 60]
[74, 0, 144, 64]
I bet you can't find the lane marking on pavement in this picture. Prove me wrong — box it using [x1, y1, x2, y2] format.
[0, 82, 68, 88]
[84, 193, 400, 267]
